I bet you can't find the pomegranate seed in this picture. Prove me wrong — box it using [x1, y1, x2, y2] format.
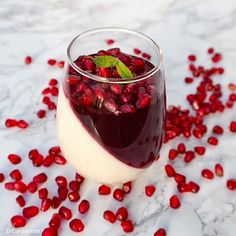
[207, 136, 218, 145]
[69, 219, 85, 232]
[48, 59, 57, 66]
[43, 155, 55, 167]
[113, 188, 125, 201]
[174, 173, 186, 184]
[49, 146, 61, 155]
[42, 227, 58, 236]
[38, 188, 48, 199]
[154, 228, 167, 236]
[226, 179, 236, 190]
[37, 109, 46, 118]
[49, 78, 58, 86]
[51, 197, 61, 209]
[116, 207, 128, 221]
[145, 185, 156, 197]
[228, 83, 236, 91]
[134, 48, 141, 55]
[58, 61, 65, 68]
[189, 63, 196, 71]
[188, 54, 196, 62]
[11, 215, 26, 228]
[68, 191, 80, 202]
[10, 169, 22, 180]
[49, 213, 61, 229]
[41, 198, 51, 212]
[229, 121, 236, 132]
[122, 181, 132, 193]
[23, 206, 39, 218]
[98, 185, 111, 195]
[201, 169, 214, 179]
[55, 176, 67, 188]
[168, 149, 178, 160]
[54, 155, 66, 165]
[75, 173, 85, 183]
[32, 153, 44, 167]
[33, 172, 47, 183]
[17, 120, 29, 129]
[27, 181, 38, 193]
[25, 56, 32, 64]
[208, 47, 214, 54]
[48, 101, 57, 110]
[8, 154, 22, 164]
[4, 182, 13, 191]
[58, 187, 68, 201]
[59, 206, 72, 220]
[106, 39, 115, 45]
[69, 180, 80, 191]
[28, 149, 39, 160]
[103, 210, 116, 223]
[165, 164, 176, 177]
[137, 94, 151, 108]
[215, 164, 224, 177]
[213, 125, 224, 135]
[194, 146, 206, 155]
[5, 118, 17, 127]
[189, 181, 200, 193]
[177, 183, 191, 193]
[177, 143, 186, 154]
[42, 96, 51, 105]
[42, 87, 51, 95]
[212, 53, 222, 63]
[121, 220, 134, 233]
[51, 87, 59, 96]
[14, 181, 27, 193]
[78, 199, 90, 214]
[169, 195, 181, 209]
[0, 173, 5, 182]
[16, 195, 25, 207]
[184, 151, 195, 163]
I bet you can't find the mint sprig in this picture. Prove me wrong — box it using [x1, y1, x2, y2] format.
[93, 55, 133, 79]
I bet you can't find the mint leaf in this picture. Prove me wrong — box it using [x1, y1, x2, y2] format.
[116, 61, 133, 78]
[93, 56, 118, 68]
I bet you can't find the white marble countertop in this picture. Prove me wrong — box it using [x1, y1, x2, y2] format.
[1, 0, 236, 235]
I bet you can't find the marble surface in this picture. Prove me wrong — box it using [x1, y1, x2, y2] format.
[1, 0, 236, 235]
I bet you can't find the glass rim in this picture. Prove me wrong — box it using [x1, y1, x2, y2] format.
[67, 27, 163, 84]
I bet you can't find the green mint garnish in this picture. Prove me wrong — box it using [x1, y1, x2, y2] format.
[93, 55, 133, 79]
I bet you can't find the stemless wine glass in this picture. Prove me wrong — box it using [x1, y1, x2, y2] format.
[57, 27, 166, 184]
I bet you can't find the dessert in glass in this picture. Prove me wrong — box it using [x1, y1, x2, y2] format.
[57, 28, 166, 184]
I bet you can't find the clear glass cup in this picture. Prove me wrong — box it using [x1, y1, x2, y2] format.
[57, 27, 166, 184]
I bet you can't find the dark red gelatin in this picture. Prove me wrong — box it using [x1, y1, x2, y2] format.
[63, 49, 165, 168]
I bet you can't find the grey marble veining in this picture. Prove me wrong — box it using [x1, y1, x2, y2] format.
[0, 0, 236, 235]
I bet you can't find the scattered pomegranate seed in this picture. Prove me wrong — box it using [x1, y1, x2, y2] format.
[23, 206, 39, 218]
[58, 187, 68, 201]
[229, 121, 236, 132]
[59, 206, 72, 220]
[32, 153, 44, 167]
[174, 173, 186, 184]
[0, 173, 5, 182]
[49, 78, 58, 86]
[98, 184, 111, 195]
[54, 155, 67, 165]
[194, 146, 206, 155]
[78, 199, 90, 214]
[51, 196, 61, 209]
[58, 61, 65, 68]
[207, 136, 218, 145]
[228, 83, 236, 91]
[168, 149, 178, 160]
[33, 172, 47, 183]
[106, 39, 115, 45]
[37, 109, 46, 119]
[213, 125, 224, 135]
[10, 169, 22, 180]
[49, 213, 61, 229]
[27, 181, 38, 193]
[121, 219, 134, 233]
[14, 181, 27, 193]
[215, 163, 224, 177]
[208, 47, 214, 54]
[185, 77, 194, 84]
[25, 56, 32, 64]
[41, 198, 51, 212]
[47, 59, 57, 66]
[154, 228, 167, 236]
[5, 182, 15, 191]
[145, 185, 156, 197]
[184, 151, 195, 163]
[103, 210, 116, 223]
[42, 87, 51, 95]
[188, 54, 196, 62]
[55, 176, 67, 188]
[177, 183, 191, 193]
[226, 179, 236, 190]
[133, 48, 141, 55]
[169, 195, 181, 209]
[165, 164, 176, 177]
[212, 53, 222, 63]
[17, 120, 29, 129]
[8, 154, 22, 164]
[43, 155, 55, 167]
[177, 143, 186, 154]
[189, 181, 200, 193]
[42, 227, 58, 236]
[49, 146, 61, 155]
[75, 173, 85, 183]
[69, 218, 85, 232]
[116, 207, 128, 222]
[11, 215, 26, 228]
[113, 188, 125, 201]
[69, 180, 79, 191]
[68, 191, 80, 202]
[16, 195, 26, 207]
[122, 181, 132, 193]
[5, 118, 17, 127]
[38, 188, 48, 199]
[201, 169, 214, 179]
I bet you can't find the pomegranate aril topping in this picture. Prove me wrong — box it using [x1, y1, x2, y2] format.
[104, 99, 118, 113]
[113, 188, 125, 201]
[177, 143, 186, 154]
[54, 154, 67, 165]
[215, 163, 224, 177]
[208, 136, 218, 145]
[201, 169, 214, 179]
[58, 187, 68, 201]
[69, 218, 85, 232]
[68, 191, 80, 202]
[10, 169, 22, 180]
[49, 213, 61, 229]
[184, 151, 195, 163]
[229, 121, 236, 132]
[226, 179, 236, 190]
[194, 146, 206, 155]
[120, 104, 136, 113]
[25, 56, 32, 64]
[5, 118, 17, 127]
[78, 199, 90, 214]
[59, 206, 72, 220]
[16, 195, 26, 207]
[48, 59, 57, 66]
[27, 181, 38, 193]
[134, 48, 141, 55]
[37, 109, 46, 118]
[169, 195, 181, 209]
[17, 120, 29, 129]
[137, 94, 151, 108]
[121, 220, 134, 233]
[165, 164, 176, 177]
[168, 149, 178, 160]
[213, 125, 224, 135]
[42, 227, 58, 236]
[14, 181, 27, 193]
[154, 228, 167, 236]
[98, 184, 111, 195]
[23, 206, 39, 218]
[33, 172, 47, 183]
[55, 176, 67, 188]
[38, 188, 48, 199]
[122, 181, 132, 193]
[145, 185, 156, 197]
[51, 196, 61, 209]
[41, 198, 51, 212]
[11, 215, 26, 228]
[8, 154, 22, 164]
[116, 207, 128, 222]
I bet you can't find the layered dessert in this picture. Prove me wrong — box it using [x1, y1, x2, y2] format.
[57, 47, 165, 184]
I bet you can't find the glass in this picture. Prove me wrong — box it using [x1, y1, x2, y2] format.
[57, 27, 166, 184]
